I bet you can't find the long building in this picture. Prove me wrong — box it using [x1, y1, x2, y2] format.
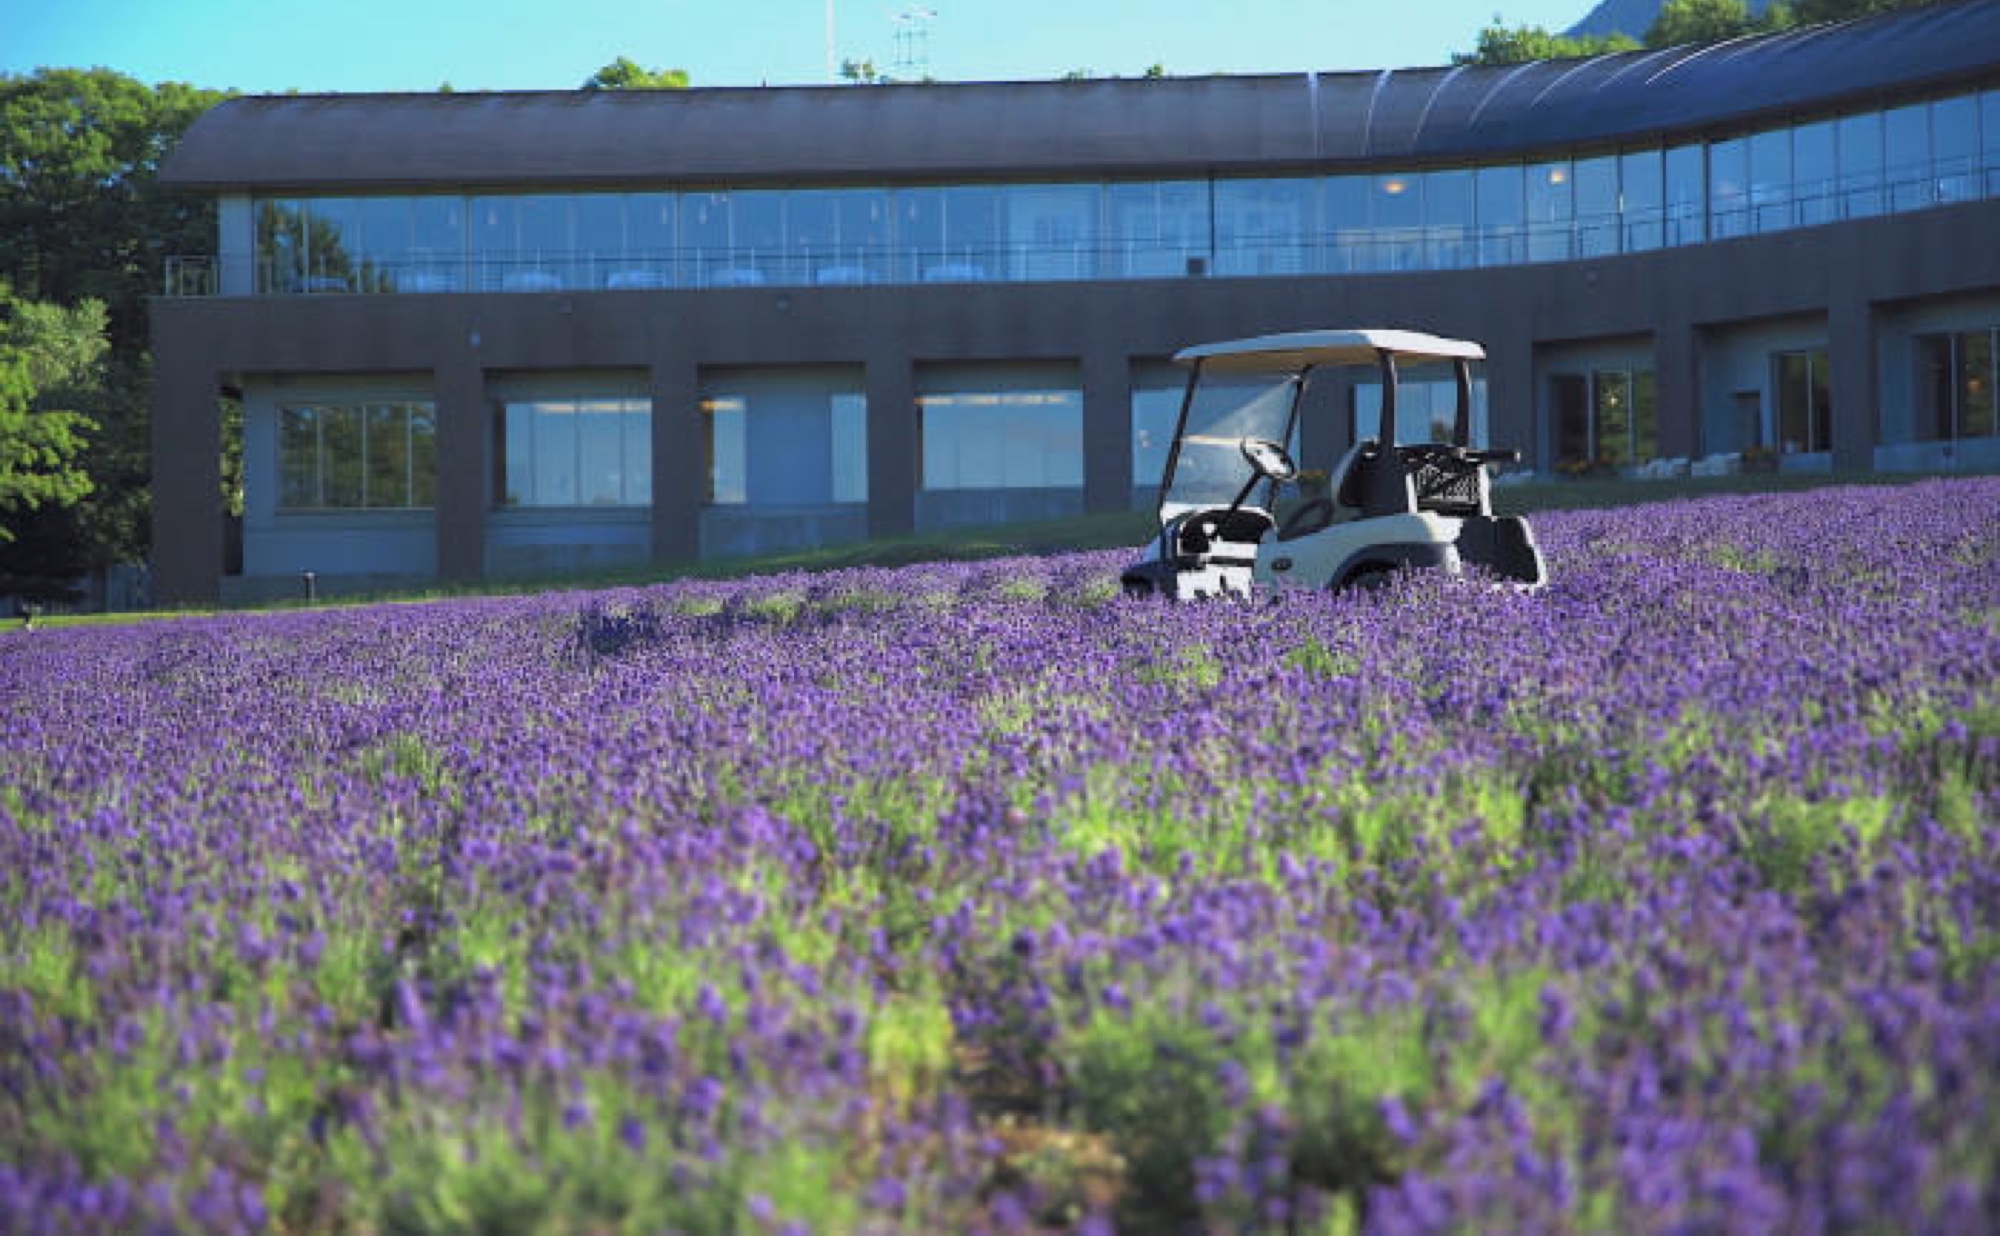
[151, 1, 2000, 603]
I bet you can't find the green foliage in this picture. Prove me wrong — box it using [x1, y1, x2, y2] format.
[0, 68, 230, 580]
[841, 58, 893, 85]
[0, 324, 94, 540]
[0, 68, 228, 351]
[1646, 0, 1794, 46]
[581, 58, 691, 90]
[1454, 21, 1640, 64]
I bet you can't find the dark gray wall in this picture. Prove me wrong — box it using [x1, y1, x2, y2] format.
[151, 197, 2000, 604]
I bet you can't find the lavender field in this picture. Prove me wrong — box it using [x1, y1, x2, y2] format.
[4, 479, 1998, 1233]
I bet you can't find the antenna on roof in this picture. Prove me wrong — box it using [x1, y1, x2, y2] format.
[892, 5, 936, 79]
[826, 0, 838, 82]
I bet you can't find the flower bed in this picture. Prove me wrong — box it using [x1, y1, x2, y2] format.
[3, 478, 1997, 1231]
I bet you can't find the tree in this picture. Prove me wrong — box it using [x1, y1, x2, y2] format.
[0, 291, 100, 545]
[841, 58, 892, 84]
[1645, 0, 1769, 45]
[0, 69, 231, 583]
[1454, 19, 1640, 64]
[0, 69, 229, 355]
[581, 58, 691, 90]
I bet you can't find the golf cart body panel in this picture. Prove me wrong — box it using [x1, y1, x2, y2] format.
[1123, 327, 1546, 599]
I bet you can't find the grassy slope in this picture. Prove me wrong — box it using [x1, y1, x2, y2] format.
[19, 470, 1971, 628]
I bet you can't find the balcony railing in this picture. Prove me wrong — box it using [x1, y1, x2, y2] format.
[162, 166, 2000, 298]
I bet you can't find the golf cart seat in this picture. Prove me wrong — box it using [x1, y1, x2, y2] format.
[1334, 440, 1417, 519]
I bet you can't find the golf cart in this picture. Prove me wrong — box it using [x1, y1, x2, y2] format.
[1121, 328, 1547, 599]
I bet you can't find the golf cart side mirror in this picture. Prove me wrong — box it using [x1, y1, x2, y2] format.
[1240, 437, 1298, 482]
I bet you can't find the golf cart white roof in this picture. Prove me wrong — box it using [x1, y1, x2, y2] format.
[1173, 328, 1486, 373]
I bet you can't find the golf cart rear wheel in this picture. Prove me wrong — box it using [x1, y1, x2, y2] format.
[1338, 564, 1395, 593]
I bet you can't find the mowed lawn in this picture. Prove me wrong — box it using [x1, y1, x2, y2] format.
[3, 477, 1997, 1232]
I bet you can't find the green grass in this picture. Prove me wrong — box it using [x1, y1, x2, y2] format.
[11, 470, 1976, 630]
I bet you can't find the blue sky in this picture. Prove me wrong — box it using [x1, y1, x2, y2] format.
[1, 0, 1590, 93]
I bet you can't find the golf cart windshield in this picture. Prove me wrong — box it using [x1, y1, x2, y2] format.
[1159, 368, 1300, 516]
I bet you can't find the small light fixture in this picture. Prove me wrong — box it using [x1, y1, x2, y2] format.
[1549, 167, 1569, 185]
[1381, 178, 1408, 196]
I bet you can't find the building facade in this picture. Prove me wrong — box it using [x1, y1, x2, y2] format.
[152, 1, 2000, 603]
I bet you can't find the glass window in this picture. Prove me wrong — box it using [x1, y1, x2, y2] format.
[1961, 329, 1996, 439]
[279, 401, 435, 509]
[1475, 164, 1525, 266]
[1665, 143, 1705, 245]
[920, 390, 1082, 490]
[789, 188, 891, 286]
[1884, 103, 1931, 212]
[1708, 138, 1750, 240]
[1352, 371, 1487, 446]
[1131, 382, 1183, 489]
[683, 193, 753, 287]
[623, 405, 651, 503]
[571, 195, 626, 290]
[1793, 121, 1837, 227]
[1775, 348, 1831, 454]
[1838, 112, 1885, 219]
[1573, 156, 1618, 258]
[612, 193, 676, 289]
[279, 405, 319, 507]
[831, 393, 868, 502]
[1633, 370, 1658, 462]
[1984, 91, 2000, 197]
[1526, 161, 1574, 262]
[1550, 375, 1589, 468]
[257, 199, 306, 293]
[409, 197, 464, 291]
[364, 403, 410, 508]
[577, 399, 628, 505]
[704, 396, 747, 504]
[532, 402, 578, 505]
[497, 398, 651, 507]
[1365, 172, 1422, 272]
[358, 199, 411, 292]
[1214, 178, 1315, 276]
[1002, 183, 1099, 281]
[321, 405, 364, 505]
[1323, 175, 1376, 273]
[1933, 95, 1979, 204]
[1915, 333, 1954, 442]
[410, 406, 437, 507]
[302, 198, 361, 292]
[1594, 371, 1632, 467]
[1750, 129, 1792, 233]
[1107, 180, 1209, 278]
[1620, 149, 1664, 252]
[1916, 329, 2000, 441]
[1422, 169, 1473, 270]
[899, 186, 1001, 284]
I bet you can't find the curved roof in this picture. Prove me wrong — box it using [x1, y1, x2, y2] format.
[162, 1, 2000, 191]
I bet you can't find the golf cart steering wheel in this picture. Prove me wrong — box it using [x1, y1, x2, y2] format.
[1240, 437, 1298, 481]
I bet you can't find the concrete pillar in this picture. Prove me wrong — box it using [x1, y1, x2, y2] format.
[1654, 319, 1701, 460]
[148, 346, 222, 607]
[865, 352, 916, 539]
[1080, 349, 1130, 515]
[432, 351, 488, 583]
[648, 348, 703, 564]
[1828, 294, 1878, 473]
[1486, 328, 1537, 464]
